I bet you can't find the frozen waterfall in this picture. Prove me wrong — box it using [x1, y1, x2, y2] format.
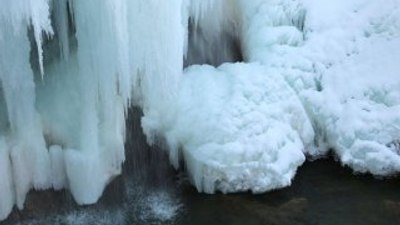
[1, 0, 400, 221]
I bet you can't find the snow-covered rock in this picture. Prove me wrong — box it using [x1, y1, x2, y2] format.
[235, 0, 400, 175]
[143, 63, 314, 193]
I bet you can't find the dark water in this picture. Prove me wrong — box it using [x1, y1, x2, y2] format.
[2, 108, 400, 225]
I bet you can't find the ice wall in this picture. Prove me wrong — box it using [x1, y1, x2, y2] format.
[0, 0, 53, 219]
[0, 0, 186, 220]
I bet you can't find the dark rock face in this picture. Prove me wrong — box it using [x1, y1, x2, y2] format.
[184, 19, 243, 68]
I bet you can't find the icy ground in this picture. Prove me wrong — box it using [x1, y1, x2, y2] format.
[1, 0, 400, 221]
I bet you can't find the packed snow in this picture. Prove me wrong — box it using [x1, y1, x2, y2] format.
[0, 0, 399, 221]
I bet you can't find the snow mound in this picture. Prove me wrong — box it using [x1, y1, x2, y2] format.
[143, 63, 314, 193]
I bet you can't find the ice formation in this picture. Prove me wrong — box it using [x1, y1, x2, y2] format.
[1, 0, 400, 221]
[151, 63, 314, 193]
[243, 0, 400, 175]
[0, 0, 185, 219]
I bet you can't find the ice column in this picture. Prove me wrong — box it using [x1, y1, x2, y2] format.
[0, 0, 53, 220]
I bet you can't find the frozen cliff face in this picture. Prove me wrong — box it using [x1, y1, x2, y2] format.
[1, 0, 400, 221]
[0, 0, 186, 220]
[0, 0, 53, 219]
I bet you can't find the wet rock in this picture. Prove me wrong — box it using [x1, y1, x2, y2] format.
[384, 200, 400, 217]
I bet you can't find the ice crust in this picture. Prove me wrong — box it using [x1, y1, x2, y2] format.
[0, 0, 400, 220]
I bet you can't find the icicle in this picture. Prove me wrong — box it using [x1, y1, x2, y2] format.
[28, 0, 53, 76]
[0, 138, 13, 221]
[63, 0, 127, 204]
[108, 0, 131, 107]
[0, 0, 52, 218]
[130, 0, 185, 143]
[0, 23, 51, 204]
